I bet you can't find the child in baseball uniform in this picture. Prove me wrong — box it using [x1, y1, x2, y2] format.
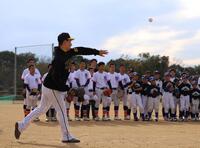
[24, 65, 41, 121]
[74, 60, 91, 121]
[21, 58, 41, 117]
[66, 62, 77, 121]
[162, 72, 176, 121]
[118, 64, 130, 120]
[190, 81, 200, 120]
[178, 74, 191, 121]
[128, 72, 145, 121]
[141, 75, 150, 119]
[147, 76, 161, 122]
[93, 62, 112, 121]
[108, 63, 123, 120]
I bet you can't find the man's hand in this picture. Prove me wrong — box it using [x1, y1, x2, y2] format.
[99, 50, 108, 57]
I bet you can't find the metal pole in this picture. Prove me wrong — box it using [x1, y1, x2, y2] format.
[14, 47, 17, 100]
[51, 43, 54, 59]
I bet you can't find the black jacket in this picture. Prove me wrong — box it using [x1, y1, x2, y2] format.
[43, 46, 99, 91]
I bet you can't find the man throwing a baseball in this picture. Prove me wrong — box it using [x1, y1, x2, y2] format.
[14, 32, 108, 143]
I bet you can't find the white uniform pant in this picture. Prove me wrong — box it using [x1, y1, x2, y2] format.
[191, 98, 199, 114]
[18, 85, 74, 141]
[27, 95, 39, 109]
[129, 93, 144, 114]
[141, 95, 148, 116]
[95, 88, 110, 108]
[163, 92, 175, 113]
[111, 90, 120, 106]
[148, 97, 160, 113]
[180, 95, 190, 112]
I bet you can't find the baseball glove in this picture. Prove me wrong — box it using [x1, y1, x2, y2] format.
[30, 88, 39, 96]
[103, 89, 112, 97]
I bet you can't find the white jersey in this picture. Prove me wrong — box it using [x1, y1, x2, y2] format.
[156, 79, 163, 93]
[93, 71, 110, 88]
[67, 71, 78, 88]
[75, 69, 91, 86]
[108, 72, 121, 88]
[24, 73, 42, 89]
[21, 68, 41, 80]
[119, 73, 130, 87]
[198, 77, 200, 86]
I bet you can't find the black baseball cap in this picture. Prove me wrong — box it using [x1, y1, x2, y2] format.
[57, 32, 74, 44]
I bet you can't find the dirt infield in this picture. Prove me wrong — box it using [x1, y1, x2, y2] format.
[0, 101, 200, 148]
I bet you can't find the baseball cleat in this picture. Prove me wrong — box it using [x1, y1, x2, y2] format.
[52, 117, 57, 122]
[102, 117, 109, 121]
[14, 122, 21, 140]
[114, 116, 121, 120]
[62, 138, 80, 143]
[75, 117, 81, 121]
[124, 116, 130, 120]
[33, 117, 40, 122]
[83, 117, 90, 121]
[94, 117, 100, 121]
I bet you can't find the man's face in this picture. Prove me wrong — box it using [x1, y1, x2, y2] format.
[99, 65, 105, 71]
[70, 64, 76, 71]
[119, 66, 125, 73]
[27, 60, 35, 67]
[109, 65, 115, 72]
[63, 40, 72, 50]
[90, 61, 97, 69]
[154, 74, 160, 79]
[79, 62, 86, 70]
[170, 71, 176, 77]
[29, 66, 35, 74]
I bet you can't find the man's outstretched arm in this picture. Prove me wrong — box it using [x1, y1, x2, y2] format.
[71, 47, 108, 57]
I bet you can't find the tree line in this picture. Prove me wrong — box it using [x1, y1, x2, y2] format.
[0, 51, 200, 96]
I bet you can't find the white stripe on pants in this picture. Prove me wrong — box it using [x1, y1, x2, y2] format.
[18, 85, 74, 141]
[180, 95, 190, 112]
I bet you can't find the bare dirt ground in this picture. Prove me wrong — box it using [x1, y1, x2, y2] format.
[0, 101, 200, 148]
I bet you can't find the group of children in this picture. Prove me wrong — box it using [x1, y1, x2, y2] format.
[21, 58, 200, 122]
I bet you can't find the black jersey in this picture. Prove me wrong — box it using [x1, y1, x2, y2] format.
[147, 85, 160, 98]
[190, 88, 200, 100]
[162, 81, 175, 93]
[44, 46, 99, 91]
[178, 83, 191, 96]
[141, 83, 150, 96]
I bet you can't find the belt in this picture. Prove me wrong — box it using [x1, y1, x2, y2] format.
[96, 87, 106, 90]
[112, 88, 117, 90]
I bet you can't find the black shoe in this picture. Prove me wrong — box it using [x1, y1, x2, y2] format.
[14, 122, 21, 140]
[62, 138, 80, 143]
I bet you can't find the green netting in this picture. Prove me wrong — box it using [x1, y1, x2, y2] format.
[0, 95, 15, 100]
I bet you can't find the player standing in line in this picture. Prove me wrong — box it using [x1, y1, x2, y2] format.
[21, 58, 41, 117]
[108, 63, 123, 120]
[178, 74, 191, 121]
[66, 62, 77, 121]
[173, 78, 181, 121]
[15, 32, 108, 143]
[24, 65, 42, 121]
[87, 59, 98, 119]
[141, 75, 150, 120]
[128, 72, 145, 121]
[147, 76, 161, 122]
[74, 60, 91, 121]
[93, 62, 112, 121]
[162, 72, 176, 121]
[118, 64, 131, 120]
[190, 80, 200, 121]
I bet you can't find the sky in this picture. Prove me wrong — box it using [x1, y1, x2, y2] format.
[0, 0, 200, 66]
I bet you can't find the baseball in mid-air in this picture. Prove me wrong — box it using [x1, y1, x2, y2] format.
[148, 17, 153, 23]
